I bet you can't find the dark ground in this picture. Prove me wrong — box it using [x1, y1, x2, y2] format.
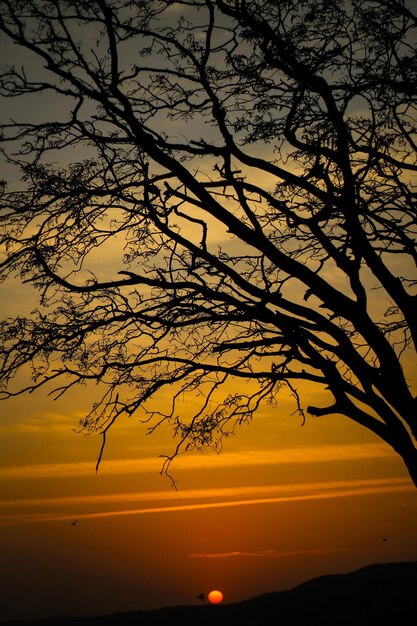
[1, 561, 416, 626]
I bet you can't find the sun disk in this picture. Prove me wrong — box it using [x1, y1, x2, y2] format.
[208, 590, 224, 604]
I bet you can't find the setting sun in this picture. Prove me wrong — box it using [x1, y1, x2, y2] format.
[208, 590, 224, 604]
[1, 0, 417, 624]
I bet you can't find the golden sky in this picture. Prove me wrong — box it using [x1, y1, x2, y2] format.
[1, 2, 417, 621]
[1, 144, 411, 621]
[1, 372, 416, 621]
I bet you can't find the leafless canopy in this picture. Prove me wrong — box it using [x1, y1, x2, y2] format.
[0, 0, 416, 484]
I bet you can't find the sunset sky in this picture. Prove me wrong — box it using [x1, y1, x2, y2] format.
[1, 363, 417, 621]
[1, 1, 417, 622]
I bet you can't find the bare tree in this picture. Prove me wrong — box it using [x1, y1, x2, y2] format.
[0, 0, 416, 485]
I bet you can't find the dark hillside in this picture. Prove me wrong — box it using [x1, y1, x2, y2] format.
[1, 561, 416, 626]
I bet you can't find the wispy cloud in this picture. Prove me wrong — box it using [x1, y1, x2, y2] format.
[0, 442, 394, 480]
[0, 477, 412, 526]
[0, 457, 161, 479]
[188, 548, 349, 559]
[0, 410, 85, 434]
[0, 478, 407, 509]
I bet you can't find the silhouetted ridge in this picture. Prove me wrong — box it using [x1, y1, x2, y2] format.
[1, 561, 416, 626]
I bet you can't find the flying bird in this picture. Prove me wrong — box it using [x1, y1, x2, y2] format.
[70, 520, 79, 527]
[198, 593, 207, 602]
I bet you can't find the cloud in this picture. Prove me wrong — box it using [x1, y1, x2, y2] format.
[0, 410, 85, 434]
[0, 457, 161, 479]
[188, 548, 349, 559]
[0, 477, 407, 508]
[0, 477, 412, 526]
[0, 442, 394, 480]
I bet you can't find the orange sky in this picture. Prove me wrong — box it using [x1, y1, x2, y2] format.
[1, 209, 417, 611]
[1, 375, 417, 621]
[0, 161, 416, 622]
[1, 5, 417, 621]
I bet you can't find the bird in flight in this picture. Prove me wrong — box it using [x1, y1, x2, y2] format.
[70, 520, 79, 527]
[198, 593, 207, 602]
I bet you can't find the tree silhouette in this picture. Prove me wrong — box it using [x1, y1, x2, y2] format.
[0, 1, 416, 485]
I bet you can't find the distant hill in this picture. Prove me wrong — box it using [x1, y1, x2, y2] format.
[1, 561, 416, 626]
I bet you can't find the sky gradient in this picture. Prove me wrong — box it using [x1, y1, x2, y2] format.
[1, 1, 417, 621]
[1, 377, 416, 621]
